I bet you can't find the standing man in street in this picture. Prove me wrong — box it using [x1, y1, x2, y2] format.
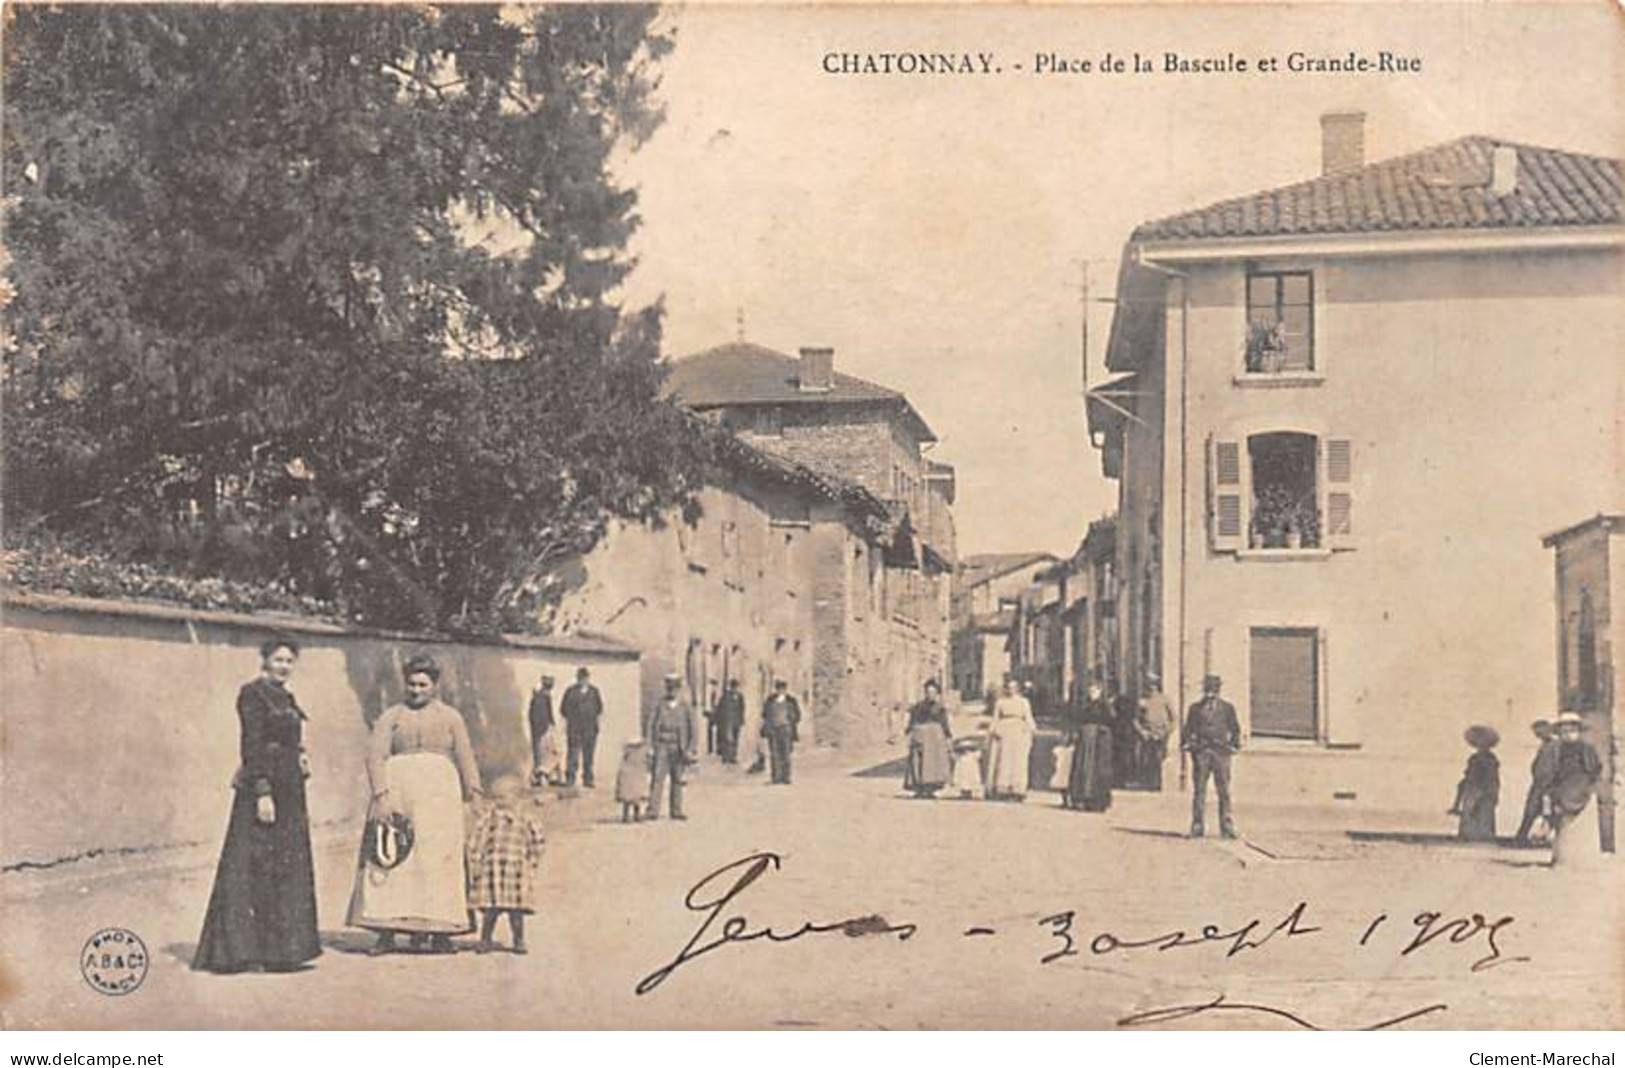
[1515, 718, 1561, 844]
[528, 674, 557, 786]
[1134, 677, 1177, 791]
[1183, 673, 1241, 838]
[761, 679, 802, 785]
[561, 666, 604, 788]
[643, 672, 698, 820]
[714, 678, 746, 765]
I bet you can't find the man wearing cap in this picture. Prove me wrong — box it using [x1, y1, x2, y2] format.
[714, 678, 746, 765]
[1134, 677, 1177, 791]
[527, 675, 558, 787]
[1514, 719, 1560, 844]
[643, 672, 698, 820]
[561, 666, 605, 788]
[1182, 673, 1241, 838]
[760, 679, 802, 785]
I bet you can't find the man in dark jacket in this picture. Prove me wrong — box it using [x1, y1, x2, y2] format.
[1183, 673, 1242, 838]
[1514, 719, 1560, 844]
[761, 679, 802, 785]
[527, 675, 556, 786]
[643, 672, 698, 820]
[561, 666, 605, 788]
[714, 679, 746, 765]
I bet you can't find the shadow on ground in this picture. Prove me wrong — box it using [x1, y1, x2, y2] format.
[1346, 830, 1544, 849]
[850, 757, 907, 779]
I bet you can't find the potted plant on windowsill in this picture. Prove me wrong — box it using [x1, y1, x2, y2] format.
[1250, 486, 1322, 549]
[1245, 320, 1289, 374]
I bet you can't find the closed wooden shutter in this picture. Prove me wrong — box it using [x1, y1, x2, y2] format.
[1249, 628, 1319, 738]
[1325, 438, 1354, 549]
[1209, 437, 1244, 551]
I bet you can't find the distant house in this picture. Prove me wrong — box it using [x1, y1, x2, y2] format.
[634, 340, 958, 743]
[951, 551, 1057, 700]
[1089, 112, 1622, 814]
[1008, 517, 1120, 718]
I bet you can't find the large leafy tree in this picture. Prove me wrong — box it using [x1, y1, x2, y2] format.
[3, 4, 708, 632]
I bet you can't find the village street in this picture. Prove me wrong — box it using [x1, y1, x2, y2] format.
[4, 733, 1620, 1031]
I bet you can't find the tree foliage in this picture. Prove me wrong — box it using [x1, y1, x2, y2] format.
[3, 4, 710, 633]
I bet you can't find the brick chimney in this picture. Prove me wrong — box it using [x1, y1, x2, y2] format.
[798, 347, 834, 392]
[1490, 145, 1519, 197]
[1320, 110, 1366, 176]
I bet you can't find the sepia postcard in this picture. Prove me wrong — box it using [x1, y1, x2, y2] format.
[1, 0, 1621, 1035]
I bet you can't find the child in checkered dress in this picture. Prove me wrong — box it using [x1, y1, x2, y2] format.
[467, 774, 545, 954]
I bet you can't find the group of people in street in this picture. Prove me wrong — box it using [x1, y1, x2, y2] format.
[190, 635, 1613, 975]
[612, 673, 805, 821]
[193, 642, 536, 971]
[1451, 711, 1605, 866]
[525, 667, 606, 789]
[898, 673, 1185, 814]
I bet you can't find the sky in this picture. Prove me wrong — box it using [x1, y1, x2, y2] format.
[615, 2, 1623, 558]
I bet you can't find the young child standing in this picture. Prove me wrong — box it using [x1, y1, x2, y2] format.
[951, 735, 985, 800]
[467, 775, 546, 954]
[615, 736, 652, 822]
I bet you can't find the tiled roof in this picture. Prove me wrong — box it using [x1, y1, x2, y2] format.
[664, 342, 903, 406]
[664, 341, 936, 442]
[1133, 136, 1621, 242]
[959, 551, 1057, 588]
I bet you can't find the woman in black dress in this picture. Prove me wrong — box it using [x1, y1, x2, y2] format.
[1063, 680, 1115, 812]
[193, 637, 321, 973]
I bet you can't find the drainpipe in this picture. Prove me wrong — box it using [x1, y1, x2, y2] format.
[1134, 248, 1189, 791]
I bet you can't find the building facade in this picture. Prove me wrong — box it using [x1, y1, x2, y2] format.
[537, 431, 925, 748]
[1543, 514, 1621, 853]
[1089, 114, 1623, 815]
[1006, 517, 1120, 718]
[545, 341, 956, 748]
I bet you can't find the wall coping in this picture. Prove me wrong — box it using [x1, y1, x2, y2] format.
[1, 588, 641, 660]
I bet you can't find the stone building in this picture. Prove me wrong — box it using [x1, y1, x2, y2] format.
[539, 341, 956, 749]
[950, 551, 1057, 700]
[1543, 514, 1622, 853]
[1088, 113, 1622, 817]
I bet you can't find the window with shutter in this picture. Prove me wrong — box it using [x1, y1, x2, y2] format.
[1249, 627, 1319, 739]
[1209, 437, 1244, 552]
[1325, 438, 1354, 549]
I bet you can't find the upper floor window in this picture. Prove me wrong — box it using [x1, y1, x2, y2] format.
[1209, 430, 1354, 554]
[753, 406, 783, 436]
[1245, 271, 1314, 374]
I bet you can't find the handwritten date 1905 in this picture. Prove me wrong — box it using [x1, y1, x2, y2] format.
[1039, 903, 1523, 973]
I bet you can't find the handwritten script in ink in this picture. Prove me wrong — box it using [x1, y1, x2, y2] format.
[636, 850, 1528, 1027]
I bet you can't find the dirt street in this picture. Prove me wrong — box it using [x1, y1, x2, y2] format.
[4, 746, 1620, 1030]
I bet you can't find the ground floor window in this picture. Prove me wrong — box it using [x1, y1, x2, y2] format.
[1249, 626, 1319, 739]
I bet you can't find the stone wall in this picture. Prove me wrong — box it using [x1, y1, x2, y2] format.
[0, 594, 639, 870]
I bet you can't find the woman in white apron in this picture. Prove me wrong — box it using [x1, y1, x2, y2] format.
[984, 677, 1035, 801]
[1546, 712, 1604, 869]
[348, 654, 483, 953]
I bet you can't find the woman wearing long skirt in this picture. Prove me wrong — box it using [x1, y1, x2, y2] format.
[1546, 712, 1603, 868]
[193, 638, 321, 973]
[984, 677, 1035, 801]
[348, 654, 483, 954]
[1063, 680, 1115, 812]
[1448, 725, 1500, 842]
[904, 680, 953, 798]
